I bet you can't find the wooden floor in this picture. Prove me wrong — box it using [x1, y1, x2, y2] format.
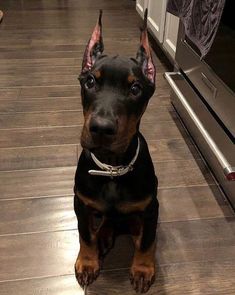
[0, 0, 235, 294]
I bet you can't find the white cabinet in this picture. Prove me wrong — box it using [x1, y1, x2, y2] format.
[136, 0, 179, 61]
[147, 0, 167, 43]
[136, 0, 149, 19]
[163, 12, 179, 59]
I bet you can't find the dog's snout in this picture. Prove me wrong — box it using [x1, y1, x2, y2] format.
[89, 117, 117, 137]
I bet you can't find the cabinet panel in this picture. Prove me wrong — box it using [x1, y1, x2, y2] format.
[163, 12, 179, 59]
[147, 0, 167, 43]
[136, 0, 148, 18]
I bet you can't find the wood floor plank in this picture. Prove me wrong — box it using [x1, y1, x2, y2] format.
[0, 196, 76, 235]
[0, 126, 81, 148]
[142, 105, 178, 122]
[1, 260, 235, 295]
[0, 65, 80, 76]
[0, 0, 135, 10]
[0, 73, 78, 87]
[0, 88, 20, 100]
[155, 159, 215, 189]
[0, 185, 232, 236]
[87, 261, 235, 295]
[0, 231, 133, 281]
[0, 145, 78, 171]
[156, 217, 235, 265]
[142, 120, 188, 141]
[0, 111, 84, 129]
[0, 230, 79, 281]
[0, 71, 166, 88]
[0, 218, 234, 281]
[158, 185, 233, 222]
[0, 97, 81, 113]
[0, 275, 83, 295]
[0, 57, 78, 68]
[0, 137, 198, 171]
[0, 120, 186, 148]
[0, 159, 214, 200]
[149, 94, 171, 106]
[20, 85, 80, 99]
[0, 107, 175, 129]
[149, 138, 199, 162]
[0, 167, 75, 199]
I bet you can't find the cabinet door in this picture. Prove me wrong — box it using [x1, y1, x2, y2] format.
[147, 0, 167, 43]
[136, 0, 147, 18]
[163, 12, 179, 59]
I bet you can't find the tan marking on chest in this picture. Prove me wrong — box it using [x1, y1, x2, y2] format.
[117, 197, 151, 213]
[76, 191, 105, 211]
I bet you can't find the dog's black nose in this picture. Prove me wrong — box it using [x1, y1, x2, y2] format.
[89, 117, 117, 137]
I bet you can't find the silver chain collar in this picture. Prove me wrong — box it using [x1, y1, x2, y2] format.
[88, 137, 140, 177]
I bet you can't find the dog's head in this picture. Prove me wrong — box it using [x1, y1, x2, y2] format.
[79, 10, 156, 155]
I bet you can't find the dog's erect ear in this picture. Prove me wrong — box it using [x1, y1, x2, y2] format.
[82, 10, 104, 73]
[136, 9, 155, 84]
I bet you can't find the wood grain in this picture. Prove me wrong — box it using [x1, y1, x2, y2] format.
[0, 97, 81, 112]
[0, 159, 214, 200]
[0, 145, 78, 171]
[87, 261, 235, 295]
[0, 167, 75, 199]
[0, 120, 187, 148]
[0, 218, 234, 281]
[1, 260, 235, 295]
[0, 196, 76, 235]
[0, 185, 232, 236]
[158, 185, 233, 222]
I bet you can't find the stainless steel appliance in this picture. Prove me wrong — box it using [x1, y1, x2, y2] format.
[165, 1, 235, 207]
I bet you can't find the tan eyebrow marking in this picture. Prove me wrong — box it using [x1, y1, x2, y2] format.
[94, 70, 101, 79]
[127, 75, 137, 83]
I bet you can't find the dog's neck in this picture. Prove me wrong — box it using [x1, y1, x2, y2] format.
[86, 133, 139, 167]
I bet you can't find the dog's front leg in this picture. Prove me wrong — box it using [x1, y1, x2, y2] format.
[130, 199, 158, 293]
[74, 196, 101, 287]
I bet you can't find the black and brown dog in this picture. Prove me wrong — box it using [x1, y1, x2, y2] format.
[74, 10, 159, 294]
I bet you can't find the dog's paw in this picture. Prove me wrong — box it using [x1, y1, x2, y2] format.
[130, 264, 155, 293]
[75, 258, 100, 288]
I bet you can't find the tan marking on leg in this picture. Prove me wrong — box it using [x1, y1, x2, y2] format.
[75, 236, 100, 287]
[130, 221, 156, 293]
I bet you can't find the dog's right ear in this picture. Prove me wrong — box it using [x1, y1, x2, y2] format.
[136, 9, 155, 85]
[81, 10, 104, 74]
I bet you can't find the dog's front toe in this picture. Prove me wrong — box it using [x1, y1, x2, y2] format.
[130, 264, 155, 293]
[75, 259, 100, 287]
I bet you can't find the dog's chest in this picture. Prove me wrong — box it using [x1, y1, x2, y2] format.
[77, 179, 151, 214]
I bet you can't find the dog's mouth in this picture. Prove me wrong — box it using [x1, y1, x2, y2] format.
[81, 135, 130, 156]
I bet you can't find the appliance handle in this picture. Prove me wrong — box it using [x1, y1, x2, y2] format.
[164, 71, 235, 181]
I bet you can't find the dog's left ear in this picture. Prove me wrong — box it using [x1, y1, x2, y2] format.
[82, 10, 104, 73]
[136, 9, 156, 84]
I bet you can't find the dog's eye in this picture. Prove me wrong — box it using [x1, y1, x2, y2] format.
[130, 83, 142, 96]
[85, 75, 95, 89]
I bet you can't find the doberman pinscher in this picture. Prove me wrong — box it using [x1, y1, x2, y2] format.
[74, 10, 159, 293]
